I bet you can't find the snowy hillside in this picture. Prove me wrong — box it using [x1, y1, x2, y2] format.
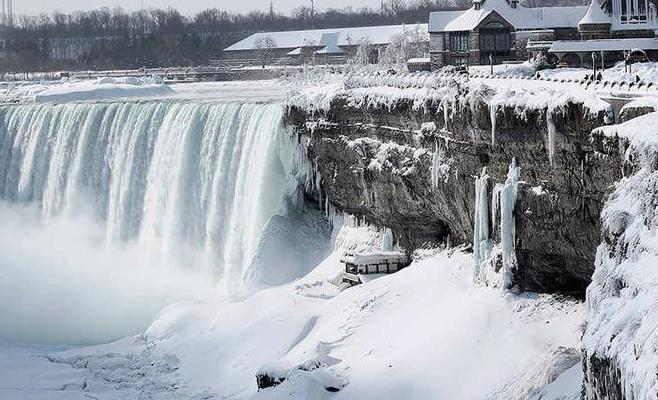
[0, 222, 584, 400]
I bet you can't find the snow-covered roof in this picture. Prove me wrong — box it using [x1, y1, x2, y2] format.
[315, 32, 345, 54]
[579, 0, 611, 26]
[225, 23, 428, 52]
[429, 0, 587, 32]
[549, 38, 658, 53]
[286, 47, 303, 56]
[315, 45, 345, 54]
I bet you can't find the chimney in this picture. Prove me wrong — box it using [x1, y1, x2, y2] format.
[510, 0, 518, 8]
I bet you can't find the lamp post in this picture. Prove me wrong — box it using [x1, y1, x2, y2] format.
[591, 52, 596, 78]
[489, 53, 493, 75]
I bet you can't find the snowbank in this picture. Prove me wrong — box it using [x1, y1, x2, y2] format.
[5, 219, 585, 399]
[285, 69, 611, 121]
[31, 77, 173, 103]
[538, 61, 658, 83]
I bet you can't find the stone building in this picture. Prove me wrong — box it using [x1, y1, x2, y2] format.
[429, 0, 658, 68]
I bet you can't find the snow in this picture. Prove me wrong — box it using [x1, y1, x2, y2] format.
[469, 61, 537, 78]
[550, 38, 658, 53]
[31, 76, 173, 103]
[594, 109, 658, 146]
[584, 112, 658, 400]
[0, 79, 289, 104]
[579, 0, 611, 26]
[285, 69, 612, 134]
[224, 23, 428, 51]
[538, 61, 658, 84]
[0, 231, 585, 399]
[429, 0, 586, 32]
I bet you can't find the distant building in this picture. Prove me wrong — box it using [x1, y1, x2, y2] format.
[222, 23, 428, 66]
[549, 0, 658, 67]
[429, 0, 658, 68]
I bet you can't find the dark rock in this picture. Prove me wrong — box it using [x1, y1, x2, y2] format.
[286, 93, 622, 296]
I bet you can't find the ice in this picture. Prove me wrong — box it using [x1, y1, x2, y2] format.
[473, 167, 491, 278]
[33, 77, 173, 102]
[381, 227, 394, 252]
[490, 104, 497, 146]
[474, 159, 520, 289]
[499, 158, 520, 289]
[547, 113, 557, 167]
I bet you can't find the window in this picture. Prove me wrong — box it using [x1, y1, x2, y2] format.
[449, 32, 469, 52]
[479, 21, 510, 64]
[451, 56, 470, 66]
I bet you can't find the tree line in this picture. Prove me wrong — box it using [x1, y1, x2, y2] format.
[0, 0, 584, 72]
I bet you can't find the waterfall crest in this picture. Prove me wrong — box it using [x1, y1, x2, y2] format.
[0, 101, 312, 293]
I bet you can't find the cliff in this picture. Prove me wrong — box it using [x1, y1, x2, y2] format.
[284, 75, 620, 296]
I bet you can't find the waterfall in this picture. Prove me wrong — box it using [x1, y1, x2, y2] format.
[0, 101, 312, 294]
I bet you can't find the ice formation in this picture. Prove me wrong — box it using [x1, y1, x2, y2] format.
[546, 112, 557, 166]
[381, 227, 394, 252]
[490, 104, 497, 146]
[473, 167, 491, 278]
[431, 141, 451, 187]
[498, 158, 520, 289]
[473, 159, 520, 289]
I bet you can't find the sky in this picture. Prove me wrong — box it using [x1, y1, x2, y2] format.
[13, 0, 385, 16]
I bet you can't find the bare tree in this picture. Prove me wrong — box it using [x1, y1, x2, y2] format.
[352, 38, 372, 66]
[254, 34, 276, 68]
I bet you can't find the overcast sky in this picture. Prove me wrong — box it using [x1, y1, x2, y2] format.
[14, 0, 386, 16]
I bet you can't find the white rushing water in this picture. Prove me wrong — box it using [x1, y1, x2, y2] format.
[0, 100, 321, 343]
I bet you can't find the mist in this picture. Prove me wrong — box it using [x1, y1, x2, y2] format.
[0, 202, 215, 345]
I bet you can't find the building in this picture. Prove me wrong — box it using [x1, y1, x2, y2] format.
[428, 0, 658, 68]
[222, 23, 428, 66]
[549, 0, 658, 67]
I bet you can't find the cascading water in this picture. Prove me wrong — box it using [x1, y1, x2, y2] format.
[0, 100, 316, 297]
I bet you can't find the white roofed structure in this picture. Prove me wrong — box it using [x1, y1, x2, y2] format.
[428, 0, 587, 32]
[579, 0, 612, 27]
[550, 37, 658, 53]
[224, 23, 428, 52]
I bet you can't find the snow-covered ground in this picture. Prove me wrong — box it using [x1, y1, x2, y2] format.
[0, 220, 584, 400]
[538, 61, 658, 83]
[5, 67, 658, 399]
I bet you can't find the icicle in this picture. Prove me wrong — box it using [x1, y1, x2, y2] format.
[381, 228, 394, 252]
[442, 99, 449, 129]
[473, 167, 491, 277]
[490, 104, 497, 146]
[431, 140, 451, 187]
[491, 183, 503, 238]
[547, 112, 557, 167]
[498, 157, 521, 289]
[431, 141, 441, 188]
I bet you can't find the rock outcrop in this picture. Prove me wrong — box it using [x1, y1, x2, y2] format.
[285, 83, 621, 296]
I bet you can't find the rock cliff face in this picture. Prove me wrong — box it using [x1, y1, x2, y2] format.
[285, 89, 621, 296]
[582, 115, 658, 400]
